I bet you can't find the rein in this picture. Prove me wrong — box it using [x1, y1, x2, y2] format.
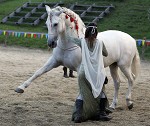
[57, 44, 79, 51]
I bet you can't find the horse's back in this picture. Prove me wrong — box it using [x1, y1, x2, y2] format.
[98, 30, 136, 46]
[97, 30, 137, 67]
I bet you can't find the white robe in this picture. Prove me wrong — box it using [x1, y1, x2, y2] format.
[81, 39, 106, 98]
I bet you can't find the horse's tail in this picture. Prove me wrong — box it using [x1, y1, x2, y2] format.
[131, 48, 141, 80]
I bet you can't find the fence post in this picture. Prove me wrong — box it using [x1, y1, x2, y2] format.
[141, 37, 146, 60]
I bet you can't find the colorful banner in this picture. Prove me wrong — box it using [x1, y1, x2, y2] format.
[0, 29, 150, 46]
[136, 39, 150, 46]
[0, 30, 48, 39]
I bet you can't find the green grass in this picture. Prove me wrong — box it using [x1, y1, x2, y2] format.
[138, 46, 150, 61]
[0, 0, 150, 59]
[0, 35, 47, 49]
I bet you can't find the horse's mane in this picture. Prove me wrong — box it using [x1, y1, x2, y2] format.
[62, 7, 85, 27]
[55, 6, 85, 38]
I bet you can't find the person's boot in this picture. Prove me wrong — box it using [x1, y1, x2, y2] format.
[74, 99, 83, 123]
[99, 98, 112, 121]
[69, 69, 75, 78]
[63, 67, 69, 78]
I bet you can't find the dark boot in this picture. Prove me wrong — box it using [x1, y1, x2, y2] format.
[63, 67, 69, 78]
[69, 69, 75, 78]
[99, 98, 112, 121]
[74, 99, 83, 123]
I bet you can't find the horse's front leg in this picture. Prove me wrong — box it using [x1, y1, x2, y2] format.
[15, 56, 59, 93]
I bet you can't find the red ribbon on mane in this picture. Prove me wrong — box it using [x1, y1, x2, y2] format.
[65, 14, 79, 37]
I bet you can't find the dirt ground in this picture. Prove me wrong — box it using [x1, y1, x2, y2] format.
[0, 46, 150, 126]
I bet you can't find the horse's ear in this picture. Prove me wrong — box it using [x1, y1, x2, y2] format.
[55, 6, 64, 16]
[45, 5, 51, 14]
[56, 6, 63, 11]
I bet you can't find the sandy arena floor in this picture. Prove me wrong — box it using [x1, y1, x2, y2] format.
[0, 46, 150, 126]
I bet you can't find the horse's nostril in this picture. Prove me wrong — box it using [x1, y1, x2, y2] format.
[52, 41, 54, 45]
[47, 41, 56, 48]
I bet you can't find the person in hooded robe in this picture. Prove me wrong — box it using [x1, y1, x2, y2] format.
[67, 22, 112, 123]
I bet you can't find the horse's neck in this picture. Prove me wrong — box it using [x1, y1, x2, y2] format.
[61, 10, 85, 38]
[57, 11, 85, 48]
[57, 28, 77, 49]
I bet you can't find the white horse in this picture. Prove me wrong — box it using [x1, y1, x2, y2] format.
[15, 5, 140, 110]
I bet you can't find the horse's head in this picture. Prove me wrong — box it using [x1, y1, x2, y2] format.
[45, 5, 65, 48]
[45, 5, 85, 48]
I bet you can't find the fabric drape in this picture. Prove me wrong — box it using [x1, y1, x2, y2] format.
[81, 39, 106, 98]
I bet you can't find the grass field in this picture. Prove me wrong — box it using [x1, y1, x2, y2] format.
[0, 0, 150, 59]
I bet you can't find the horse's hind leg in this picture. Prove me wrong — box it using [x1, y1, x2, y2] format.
[109, 63, 121, 110]
[119, 65, 134, 110]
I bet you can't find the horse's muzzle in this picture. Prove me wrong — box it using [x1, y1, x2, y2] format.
[47, 41, 57, 48]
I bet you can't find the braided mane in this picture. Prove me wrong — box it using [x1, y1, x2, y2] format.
[62, 7, 85, 27]
[55, 6, 85, 38]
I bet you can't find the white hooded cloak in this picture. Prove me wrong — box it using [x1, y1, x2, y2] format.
[81, 39, 106, 98]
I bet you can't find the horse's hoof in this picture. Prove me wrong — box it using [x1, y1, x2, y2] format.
[106, 107, 114, 114]
[63, 75, 69, 78]
[128, 103, 133, 110]
[69, 75, 75, 78]
[15, 88, 24, 93]
[109, 104, 116, 110]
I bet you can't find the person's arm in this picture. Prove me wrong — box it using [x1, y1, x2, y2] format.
[67, 36, 81, 47]
[102, 42, 108, 57]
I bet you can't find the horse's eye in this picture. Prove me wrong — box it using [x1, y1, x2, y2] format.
[54, 23, 58, 27]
